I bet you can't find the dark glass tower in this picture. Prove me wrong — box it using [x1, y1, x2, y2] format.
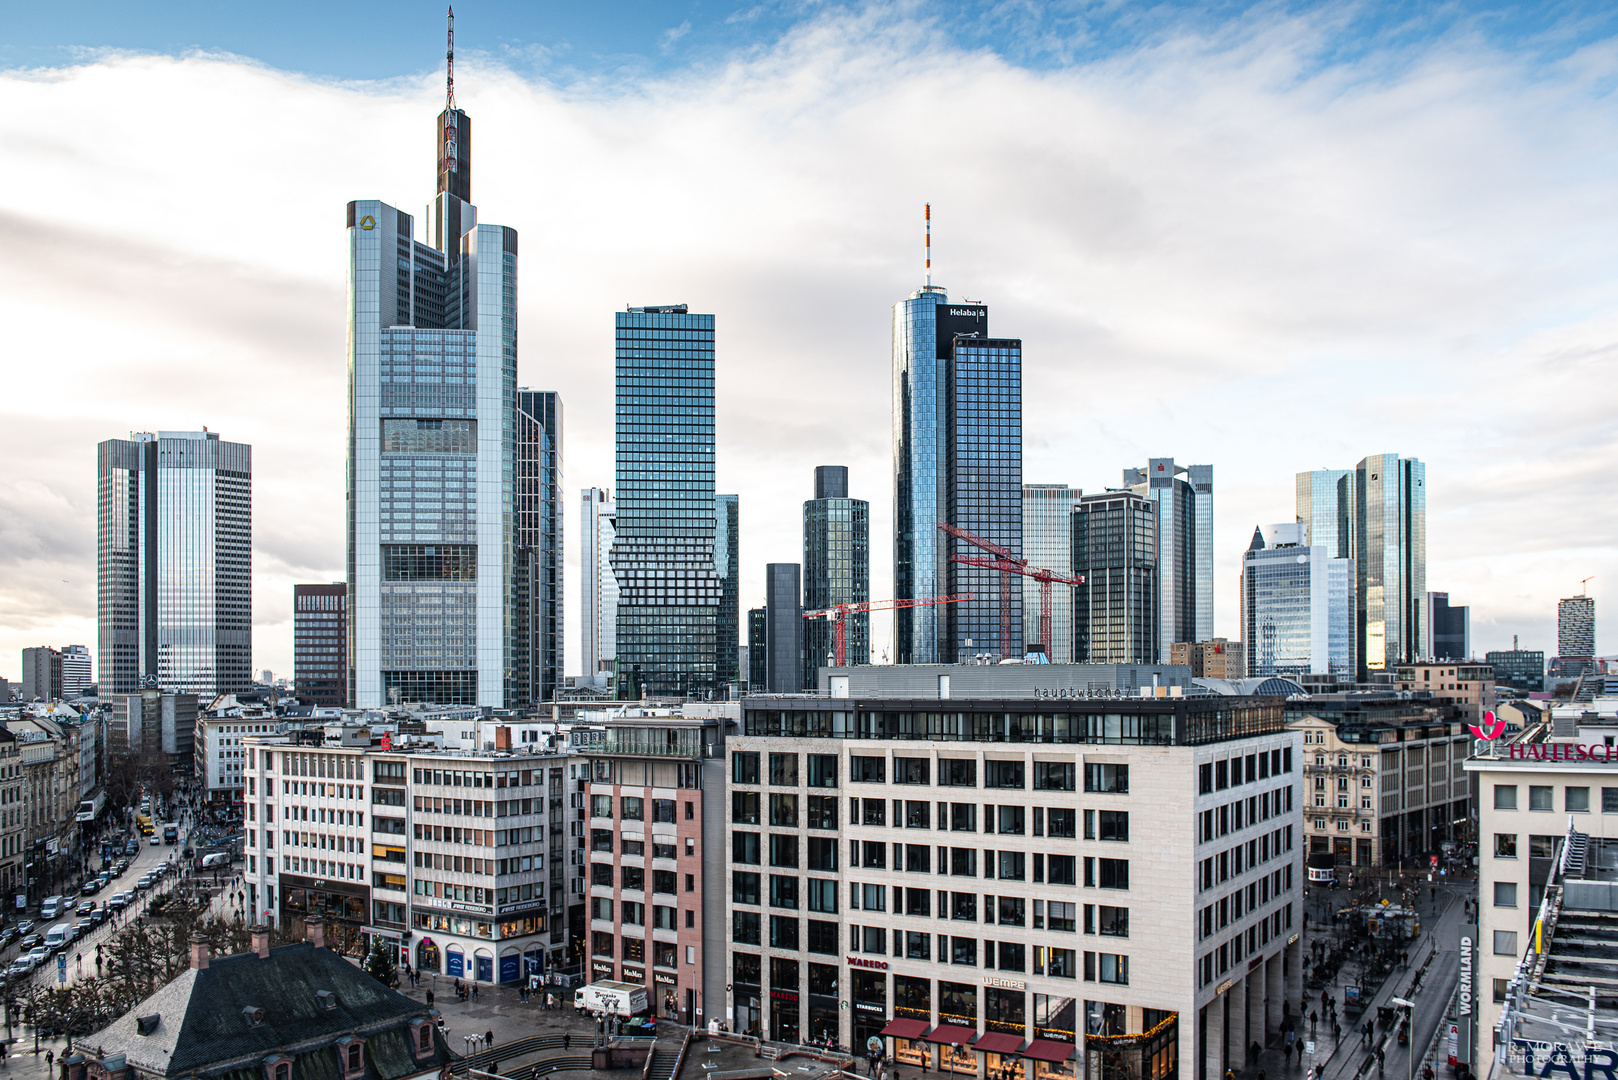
[1073, 490, 1157, 664]
[515, 390, 563, 705]
[716, 493, 740, 688]
[944, 339, 1023, 661]
[611, 305, 721, 698]
[747, 608, 767, 689]
[764, 563, 803, 694]
[803, 466, 869, 680]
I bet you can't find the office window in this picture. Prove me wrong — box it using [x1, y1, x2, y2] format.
[906, 800, 931, 829]
[1493, 882, 1518, 907]
[1098, 810, 1129, 842]
[1494, 834, 1517, 859]
[999, 851, 1026, 881]
[732, 872, 760, 905]
[806, 795, 838, 830]
[895, 758, 930, 785]
[997, 896, 1026, 926]
[952, 937, 978, 965]
[621, 796, 643, 821]
[952, 892, 978, 921]
[851, 756, 886, 783]
[731, 792, 759, 825]
[770, 753, 799, 786]
[1494, 785, 1517, 810]
[1046, 947, 1078, 979]
[951, 803, 977, 832]
[862, 926, 887, 954]
[807, 920, 838, 955]
[985, 761, 1025, 789]
[1493, 930, 1518, 956]
[732, 832, 760, 865]
[1529, 786, 1553, 811]
[1047, 807, 1077, 839]
[806, 837, 838, 872]
[861, 798, 887, 827]
[1567, 787, 1591, 813]
[862, 841, 887, 869]
[1048, 854, 1077, 886]
[998, 805, 1025, 835]
[862, 883, 886, 912]
[1098, 953, 1128, 984]
[1048, 901, 1077, 933]
[807, 754, 838, 788]
[906, 931, 932, 960]
[733, 911, 761, 945]
[770, 794, 799, 828]
[770, 915, 800, 950]
[1034, 762, 1076, 791]
[1605, 788, 1618, 814]
[1098, 859, 1129, 890]
[941, 759, 977, 787]
[807, 878, 837, 914]
[769, 875, 800, 909]
[769, 834, 799, 868]
[1098, 906, 1129, 937]
[732, 752, 760, 785]
[1084, 763, 1128, 794]
[997, 941, 1026, 972]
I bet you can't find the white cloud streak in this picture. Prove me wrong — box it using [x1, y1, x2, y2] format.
[0, 6, 1615, 682]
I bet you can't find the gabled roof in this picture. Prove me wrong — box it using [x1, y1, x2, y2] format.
[88, 942, 454, 1078]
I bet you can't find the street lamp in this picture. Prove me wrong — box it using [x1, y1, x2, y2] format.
[1391, 996, 1416, 1080]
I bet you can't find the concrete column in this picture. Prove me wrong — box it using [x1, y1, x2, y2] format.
[1266, 952, 1283, 1039]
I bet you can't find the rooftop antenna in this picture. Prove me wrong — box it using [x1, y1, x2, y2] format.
[924, 202, 931, 286]
[446, 7, 456, 112]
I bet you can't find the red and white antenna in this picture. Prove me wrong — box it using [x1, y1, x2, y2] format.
[924, 202, 932, 286]
[446, 7, 457, 112]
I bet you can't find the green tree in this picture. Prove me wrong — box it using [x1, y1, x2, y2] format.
[364, 939, 397, 988]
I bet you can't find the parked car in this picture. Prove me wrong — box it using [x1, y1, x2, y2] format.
[75, 900, 95, 916]
[18, 934, 41, 951]
[134, 875, 153, 891]
[27, 945, 50, 965]
[80, 880, 101, 896]
[6, 959, 33, 977]
[16, 920, 34, 936]
[149, 835, 161, 846]
[89, 909, 108, 927]
[106, 892, 132, 911]
[74, 919, 93, 938]
[0, 928, 17, 949]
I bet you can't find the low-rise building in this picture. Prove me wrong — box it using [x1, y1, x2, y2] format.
[1486, 648, 1546, 694]
[196, 715, 279, 809]
[1394, 661, 1496, 727]
[731, 665, 1303, 1080]
[1171, 640, 1246, 680]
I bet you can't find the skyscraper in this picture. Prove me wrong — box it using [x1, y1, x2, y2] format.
[59, 645, 92, 695]
[944, 338, 1024, 661]
[716, 493, 740, 688]
[97, 430, 252, 697]
[580, 488, 618, 680]
[1125, 459, 1213, 662]
[346, 31, 528, 708]
[1424, 592, 1469, 661]
[1559, 595, 1596, 660]
[1240, 523, 1355, 678]
[19, 647, 61, 702]
[803, 466, 869, 679]
[1355, 454, 1426, 674]
[515, 389, 563, 705]
[1294, 455, 1426, 677]
[611, 305, 721, 698]
[1023, 484, 1082, 662]
[764, 563, 803, 694]
[746, 608, 767, 689]
[1072, 490, 1157, 663]
[892, 251, 1000, 664]
[293, 583, 348, 707]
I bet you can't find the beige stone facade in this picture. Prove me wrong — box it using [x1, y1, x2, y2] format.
[1170, 641, 1245, 680]
[1394, 662, 1496, 728]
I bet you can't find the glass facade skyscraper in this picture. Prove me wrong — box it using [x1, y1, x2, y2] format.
[764, 563, 803, 694]
[515, 390, 562, 705]
[716, 493, 740, 688]
[1295, 469, 1354, 558]
[945, 338, 1024, 660]
[1240, 523, 1355, 678]
[580, 487, 617, 679]
[1022, 484, 1082, 662]
[347, 82, 532, 707]
[803, 465, 870, 678]
[1072, 491, 1157, 664]
[892, 288, 991, 663]
[611, 305, 721, 697]
[1124, 459, 1213, 662]
[97, 430, 252, 697]
[294, 583, 348, 707]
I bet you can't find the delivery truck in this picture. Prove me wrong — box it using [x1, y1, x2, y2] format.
[574, 980, 649, 1017]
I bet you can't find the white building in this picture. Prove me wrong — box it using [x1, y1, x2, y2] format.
[196, 715, 278, 806]
[581, 487, 618, 677]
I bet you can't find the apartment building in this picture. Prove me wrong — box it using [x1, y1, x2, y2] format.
[574, 714, 728, 1027]
[730, 670, 1302, 1080]
[243, 731, 576, 978]
[196, 715, 279, 806]
[1289, 709, 1471, 869]
[1394, 662, 1495, 728]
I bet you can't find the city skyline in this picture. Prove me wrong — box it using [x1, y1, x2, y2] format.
[4, 6, 1616, 679]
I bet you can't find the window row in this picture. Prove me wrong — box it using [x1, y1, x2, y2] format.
[1198, 828, 1293, 891]
[1198, 787, 1292, 844]
[1493, 784, 1618, 814]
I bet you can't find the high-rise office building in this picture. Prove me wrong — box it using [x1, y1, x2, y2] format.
[746, 608, 767, 689]
[293, 584, 348, 707]
[1023, 484, 1082, 662]
[1424, 592, 1469, 661]
[944, 338, 1024, 661]
[97, 430, 253, 697]
[1486, 640, 1545, 694]
[515, 390, 563, 705]
[611, 305, 721, 698]
[581, 488, 618, 678]
[20, 647, 61, 702]
[716, 494, 740, 688]
[1125, 459, 1213, 663]
[1559, 595, 1596, 659]
[764, 563, 803, 694]
[59, 646, 92, 695]
[346, 38, 532, 708]
[803, 466, 869, 679]
[1240, 523, 1355, 678]
[1072, 490, 1157, 663]
[1293, 455, 1425, 676]
[892, 278, 994, 664]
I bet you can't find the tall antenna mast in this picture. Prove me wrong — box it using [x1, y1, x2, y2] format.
[446, 6, 457, 112]
[924, 202, 932, 286]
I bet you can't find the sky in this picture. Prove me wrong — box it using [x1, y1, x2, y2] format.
[2, 0, 1617, 685]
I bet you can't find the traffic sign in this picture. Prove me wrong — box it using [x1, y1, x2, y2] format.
[57, 955, 66, 984]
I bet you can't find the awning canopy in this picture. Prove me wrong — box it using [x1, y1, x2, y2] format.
[927, 1024, 980, 1046]
[974, 1033, 1025, 1055]
[881, 1019, 931, 1039]
[1024, 1040, 1077, 1063]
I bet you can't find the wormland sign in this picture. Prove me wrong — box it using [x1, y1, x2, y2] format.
[1455, 933, 1473, 1068]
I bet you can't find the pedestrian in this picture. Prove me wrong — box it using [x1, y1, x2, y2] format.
[472, 982, 479, 1001]
[426, 990, 434, 1008]
[1310, 1011, 1318, 1035]
[485, 1029, 494, 1048]
[563, 1033, 570, 1050]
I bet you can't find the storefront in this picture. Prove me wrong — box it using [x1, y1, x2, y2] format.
[417, 937, 441, 973]
[851, 967, 888, 1053]
[1025, 1039, 1078, 1080]
[280, 875, 368, 957]
[928, 1025, 980, 1077]
[1084, 1013, 1178, 1080]
[979, 1033, 1026, 1080]
[882, 1019, 932, 1069]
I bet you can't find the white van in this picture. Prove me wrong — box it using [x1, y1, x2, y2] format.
[42, 924, 70, 952]
[38, 896, 65, 921]
[201, 852, 230, 869]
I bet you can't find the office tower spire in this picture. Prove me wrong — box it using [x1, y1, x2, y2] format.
[924, 203, 932, 286]
[445, 7, 456, 113]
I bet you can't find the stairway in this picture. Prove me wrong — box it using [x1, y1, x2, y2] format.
[648, 1049, 681, 1080]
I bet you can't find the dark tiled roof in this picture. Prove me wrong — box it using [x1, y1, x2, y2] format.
[90, 942, 456, 1078]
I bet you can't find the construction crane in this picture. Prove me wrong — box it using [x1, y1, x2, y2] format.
[1582, 576, 1596, 595]
[803, 595, 971, 668]
[938, 522, 1084, 661]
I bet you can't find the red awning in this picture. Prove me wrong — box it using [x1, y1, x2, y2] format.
[1024, 1040, 1076, 1063]
[881, 1019, 931, 1039]
[927, 1025, 980, 1047]
[974, 1033, 1025, 1055]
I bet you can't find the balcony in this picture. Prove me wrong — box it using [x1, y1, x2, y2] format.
[599, 728, 713, 759]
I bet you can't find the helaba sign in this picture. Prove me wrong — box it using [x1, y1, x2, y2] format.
[1507, 743, 1618, 764]
[1469, 710, 1505, 741]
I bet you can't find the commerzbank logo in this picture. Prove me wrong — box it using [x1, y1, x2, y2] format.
[1469, 710, 1505, 741]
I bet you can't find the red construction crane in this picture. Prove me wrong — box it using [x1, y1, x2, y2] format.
[803, 595, 971, 667]
[938, 522, 1084, 661]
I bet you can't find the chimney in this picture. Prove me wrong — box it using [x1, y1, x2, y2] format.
[305, 916, 326, 950]
[252, 923, 271, 959]
[495, 726, 511, 751]
[189, 933, 210, 970]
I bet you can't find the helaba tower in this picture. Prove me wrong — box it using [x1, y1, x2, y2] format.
[346, 12, 528, 708]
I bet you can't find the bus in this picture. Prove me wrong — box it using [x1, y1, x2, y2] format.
[75, 790, 104, 824]
[163, 823, 178, 845]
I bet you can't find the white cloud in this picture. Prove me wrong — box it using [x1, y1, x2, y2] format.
[0, 7, 1615, 684]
